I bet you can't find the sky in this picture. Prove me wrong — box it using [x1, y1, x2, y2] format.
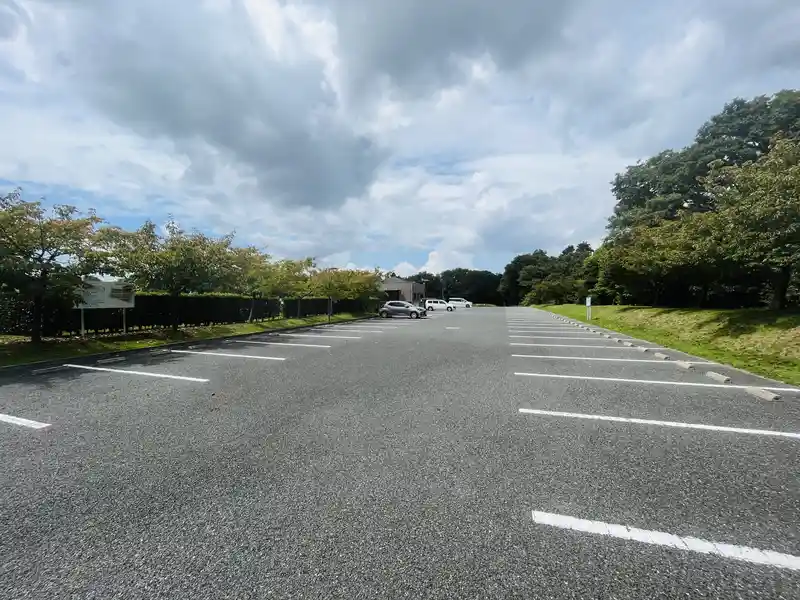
[1, 1, 799, 276]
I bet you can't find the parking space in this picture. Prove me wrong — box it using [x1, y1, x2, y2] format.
[502, 307, 800, 583]
[2, 306, 798, 597]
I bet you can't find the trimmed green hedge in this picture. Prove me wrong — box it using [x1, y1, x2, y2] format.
[0, 292, 372, 337]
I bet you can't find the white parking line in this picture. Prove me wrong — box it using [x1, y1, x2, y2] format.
[511, 343, 667, 350]
[513, 372, 800, 393]
[335, 324, 397, 329]
[0, 413, 51, 430]
[509, 330, 594, 334]
[445, 326, 460, 330]
[63, 364, 209, 382]
[281, 333, 361, 340]
[509, 335, 603, 340]
[170, 350, 286, 361]
[323, 328, 384, 333]
[511, 354, 713, 365]
[236, 341, 331, 348]
[518, 408, 800, 439]
[531, 510, 800, 571]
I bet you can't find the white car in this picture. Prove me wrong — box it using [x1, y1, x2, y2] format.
[424, 298, 454, 311]
[447, 297, 472, 308]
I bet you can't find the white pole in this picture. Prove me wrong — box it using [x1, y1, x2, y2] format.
[80, 308, 85, 338]
[122, 308, 127, 335]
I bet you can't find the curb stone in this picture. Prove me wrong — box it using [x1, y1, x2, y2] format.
[706, 371, 731, 384]
[745, 387, 780, 401]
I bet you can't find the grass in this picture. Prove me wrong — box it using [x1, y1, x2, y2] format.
[0, 313, 365, 368]
[536, 304, 800, 385]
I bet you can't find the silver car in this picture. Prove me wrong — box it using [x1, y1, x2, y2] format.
[379, 301, 427, 319]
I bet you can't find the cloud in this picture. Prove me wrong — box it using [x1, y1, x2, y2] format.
[1, 0, 799, 275]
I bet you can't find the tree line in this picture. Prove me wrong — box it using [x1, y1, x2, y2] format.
[0, 192, 382, 342]
[497, 89, 800, 310]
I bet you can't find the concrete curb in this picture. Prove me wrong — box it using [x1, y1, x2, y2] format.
[1, 314, 374, 379]
[623, 341, 634, 347]
[675, 361, 694, 370]
[653, 352, 670, 360]
[637, 346, 649, 352]
[745, 387, 781, 401]
[706, 371, 731, 384]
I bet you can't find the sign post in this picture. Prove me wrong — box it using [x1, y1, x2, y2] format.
[585, 296, 592, 321]
[76, 280, 136, 336]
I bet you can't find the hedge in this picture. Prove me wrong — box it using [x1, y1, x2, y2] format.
[0, 292, 373, 337]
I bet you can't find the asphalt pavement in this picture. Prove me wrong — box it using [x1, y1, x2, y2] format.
[1, 307, 799, 599]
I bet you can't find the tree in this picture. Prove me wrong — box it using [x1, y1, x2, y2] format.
[498, 250, 551, 304]
[229, 246, 273, 321]
[98, 219, 236, 330]
[0, 189, 106, 342]
[609, 90, 800, 235]
[703, 135, 800, 309]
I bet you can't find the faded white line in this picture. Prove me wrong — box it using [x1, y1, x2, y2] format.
[171, 350, 285, 361]
[63, 364, 209, 382]
[445, 326, 461, 330]
[511, 354, 713, 365]
[513, 372, 800, 393]
[531, 510, 800, 571]
[236, 340, 331, 348]
[281, 333, 361, 340]
[510, 343, 667, 350]
[518, 408, 800, 439]
[0, 413, 51, 430]
[509, 335, 604, 340]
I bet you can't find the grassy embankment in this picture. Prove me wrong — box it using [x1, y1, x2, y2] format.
[0, 313, 364, 368]
[537, 304, 800, 386]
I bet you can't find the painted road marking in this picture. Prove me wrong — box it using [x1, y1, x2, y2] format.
[445, 326, 460, 330]
[518, 408, 800, 439]
[513, 372, 800, 393]
[235, 340, 331, 348]
[511, 354, 714, 365]
[509, 335, 604, 340]
[509, 329, 594, 333]
[170, 350, 286, 361]
[511, 343, 667, 350]
[281, 333, 361, 339]
[0, 413, 51, 430]
[531, 510, 800, 571]
[63, 364, 209, 382]
[323, 327, 384, 333]
[335, 324, 397, 329]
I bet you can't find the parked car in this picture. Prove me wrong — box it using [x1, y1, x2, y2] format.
[424, 298, 454, 312]
[379, 301, 427, 319]
[447, 297, 472, 308]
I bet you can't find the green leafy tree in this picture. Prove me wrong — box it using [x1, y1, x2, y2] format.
[0, 189, 107, 343]
[98, 219, 235, 330]
[703, 135, 800, 309]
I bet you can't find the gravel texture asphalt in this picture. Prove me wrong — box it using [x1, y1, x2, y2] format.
[1, 307, 799, 599]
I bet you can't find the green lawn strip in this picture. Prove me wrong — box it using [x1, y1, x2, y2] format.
[0, 312, 366, 368]
[536, 304, 800, 386]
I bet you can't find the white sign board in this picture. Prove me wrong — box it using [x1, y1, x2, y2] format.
[585, 296, 592, 307]
[77, 280, 136, 309]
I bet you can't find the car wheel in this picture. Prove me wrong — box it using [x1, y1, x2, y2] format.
[379, 310, 389, 318]
[465, 304, 471, 308]
[446, 306, 453, 312]
[410, 311, 419, 319]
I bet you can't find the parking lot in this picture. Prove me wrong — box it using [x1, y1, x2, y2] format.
[1, 307, 798, 598]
